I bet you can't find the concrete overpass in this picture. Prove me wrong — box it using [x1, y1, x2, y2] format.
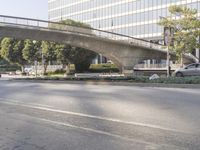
[0, 15, 198, 74]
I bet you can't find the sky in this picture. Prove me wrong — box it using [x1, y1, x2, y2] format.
[0, 0, 48, 20]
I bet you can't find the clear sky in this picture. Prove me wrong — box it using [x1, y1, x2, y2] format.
[0, 0, 48, 20]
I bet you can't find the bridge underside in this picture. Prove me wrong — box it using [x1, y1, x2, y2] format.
[0, 25, 197, 75]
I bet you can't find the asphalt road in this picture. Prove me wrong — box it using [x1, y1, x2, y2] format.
[0, 81, 200, 150]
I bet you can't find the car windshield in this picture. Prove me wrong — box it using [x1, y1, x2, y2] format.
[185, 64, 196, 69]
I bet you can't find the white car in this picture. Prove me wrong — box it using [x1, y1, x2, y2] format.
[24, 68, 32, 73]
[173, 63, 200, 77]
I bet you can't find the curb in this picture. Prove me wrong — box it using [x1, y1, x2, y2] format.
[5, 79, 200, 89]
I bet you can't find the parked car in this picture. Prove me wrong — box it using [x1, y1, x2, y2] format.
[173, 63, 200, 77]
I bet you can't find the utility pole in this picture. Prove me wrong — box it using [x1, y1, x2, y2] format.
[160, 16, 174, 77]
[164, 27, 174, 77]
[34, 60, 38, 78]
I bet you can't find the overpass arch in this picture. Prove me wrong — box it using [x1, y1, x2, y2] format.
[0, 15, 197, 74]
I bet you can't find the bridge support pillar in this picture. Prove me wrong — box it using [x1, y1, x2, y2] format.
[196, 48, 200, 62]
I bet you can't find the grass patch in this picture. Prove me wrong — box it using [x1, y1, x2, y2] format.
[48, 73, 64, 77]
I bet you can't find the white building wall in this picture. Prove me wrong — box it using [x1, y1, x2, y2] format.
[48, 0, 200, 41]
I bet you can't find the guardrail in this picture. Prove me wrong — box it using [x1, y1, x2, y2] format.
[0, 15, 164, 51]
[0, 15, 198, 63]
[134, 64, 182, 70]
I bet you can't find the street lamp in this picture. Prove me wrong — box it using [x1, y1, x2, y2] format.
[33, 40, 44, 77]
[34, 60, 38, 78]
[160, 16, 174, 77]
[33, 40, 38, 78]
[164, 27, 174, 77]
[38, 46, 44, 76]
[41, 49, 44, 76]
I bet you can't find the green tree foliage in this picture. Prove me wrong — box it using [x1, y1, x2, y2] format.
[159, 5, 200, 64]
[0, 39, 3, 64]
[50, 19, 97, 72]
[0, 18, 98, 73]
[60, 19, 90, 28]
[23, 40, 41, 64]
[69, 47, 96, 72]
[55, 44, 71, 69]
[41, 41, 56, 74]
[0, 38, 26, 72]
[49, 19, 91, 30]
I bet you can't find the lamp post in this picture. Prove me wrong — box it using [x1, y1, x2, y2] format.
[41, 50, 44, 76]
[160, 16, 174, 77]
[164, 27, 171, 77]
[38, 47, 44, 76]
[197, 36, 200, 62]
[33, 40, 44, 77]
[33, 40, 38, 78]
[34, 60, 38, 78]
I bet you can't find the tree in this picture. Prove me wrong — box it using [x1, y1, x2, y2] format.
[0, 38, 27, 72]
[0, 40, 3, 64]
[0, 53, 4, 65]
[41, 41, 56, 74]
[23, 40, 41, 64]
[50, 19, 97, 72]
[69, 47, 96, 72]
[49, 19, 91, 30]
[55, 44, 71, 70]
[159, 5, 200, 65]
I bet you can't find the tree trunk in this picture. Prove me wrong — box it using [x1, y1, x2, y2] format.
[180, 53, 183, 67]
[66, 64, 71, 75]
[43, 64, 48, 75]
[62, 64, 67, 70]
[21, 65, 25, 73]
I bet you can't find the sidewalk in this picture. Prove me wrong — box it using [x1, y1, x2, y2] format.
[0, 74, 35, 81]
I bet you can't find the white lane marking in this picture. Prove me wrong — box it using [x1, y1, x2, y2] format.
[38, 118, 152, 145]
[0, 110, 175, 149]
[0, 98, 184, 133]
[0, 98, 55, 109]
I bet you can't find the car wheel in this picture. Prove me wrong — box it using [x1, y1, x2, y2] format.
[176, 72, 183, 77]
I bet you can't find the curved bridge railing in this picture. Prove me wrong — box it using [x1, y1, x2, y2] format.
[0, 15, 198, 63]
[0, 15, 164, 51]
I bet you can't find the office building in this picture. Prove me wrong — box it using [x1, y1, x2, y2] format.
[48, 0, 200, 61]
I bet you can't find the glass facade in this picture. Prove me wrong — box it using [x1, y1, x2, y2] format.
[48, 0, 200, 41]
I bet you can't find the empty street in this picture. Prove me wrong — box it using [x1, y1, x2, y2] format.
[0, 81, 200, 150]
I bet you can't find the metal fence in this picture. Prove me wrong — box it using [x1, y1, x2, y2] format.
[134, 63, 182, 70]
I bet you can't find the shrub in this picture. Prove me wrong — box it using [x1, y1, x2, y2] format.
[0, 65, 21, 73]
[89, 64, 119, 73]
[47, 69, 66, 75]
[147, 76, 200, 84]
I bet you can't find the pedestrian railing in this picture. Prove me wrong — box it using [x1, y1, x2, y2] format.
[0, 15, 198, 63]
[0, 15, 164, 51]
[134, 64, 182, 70]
